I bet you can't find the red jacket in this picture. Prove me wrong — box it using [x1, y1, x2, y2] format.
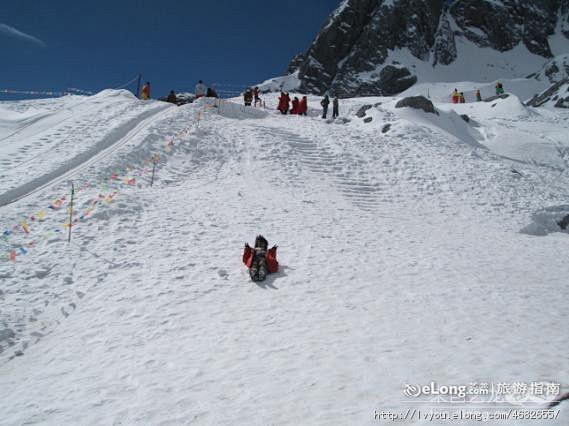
[291, 98, 299, 114]
[278, 95, 289, 113]
[243, 246, 279, 273]
[298, 97, 308, 114]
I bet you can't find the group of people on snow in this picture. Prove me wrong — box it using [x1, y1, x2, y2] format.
[451, 82, 505, 104]
[140, 80, 219, 104]
[278, 92, 308, 115]
[276, 92, 340, 119]
[320, 94, 339, 119]
[243, 87, 263, 107]
[143, 79, 342, 121]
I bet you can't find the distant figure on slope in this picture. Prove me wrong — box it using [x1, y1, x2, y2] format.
[244, 88, 253, 106]
[278, 92, 290, 114]
[206, 87, 219, 98]
[451, 88, 460, 104]
[195, 80, 207, 98]
[321, 94, 330, 119]
[459, 92, 466, 104]
[298, 96, 308, 116]
[496, 82, 505, 95]
[333, 97, 339, 118]
[253, 87, 261, 107]
[291, 97, 300, 114]
[166, 90, 177, 104]
[243, 235, 279, 282]
[476, 89, 482, 102]
[141, 82, 151, 100]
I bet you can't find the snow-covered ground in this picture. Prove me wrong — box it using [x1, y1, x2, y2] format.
[1, 88, 568, 425]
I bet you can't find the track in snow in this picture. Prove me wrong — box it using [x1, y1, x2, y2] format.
[0, 105, 173, 207]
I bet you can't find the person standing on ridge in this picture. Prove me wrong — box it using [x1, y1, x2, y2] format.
[321, 94, 330, 119]
[253, 87, 261, 107]
[166, 90, 177, 104]
[495, 82, 505, 96]
[141, 82, 151, 100]
[195, 80, 207, 98]
[332, 97, 339, 118]
[476, 89, 482, 102]
[206, 87, 219, 98]
[459, 92, 466, 104]
[244, 88, 253, 106]
[451, 88, 460, 104]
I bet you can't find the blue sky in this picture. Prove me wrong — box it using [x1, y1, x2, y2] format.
[1, 0, 339, 99]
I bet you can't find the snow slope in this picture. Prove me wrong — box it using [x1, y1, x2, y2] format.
[1, 90, 568, 425]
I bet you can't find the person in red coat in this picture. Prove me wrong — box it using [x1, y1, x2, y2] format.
[298, 96, 308, 115]
[243, 235, 278, 282]
[277, 92, 289, 114]
[291, 97, 300, 114]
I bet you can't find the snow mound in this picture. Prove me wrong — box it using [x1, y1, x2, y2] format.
[201, 98, 268, 120]
[257, 71, 301, 93]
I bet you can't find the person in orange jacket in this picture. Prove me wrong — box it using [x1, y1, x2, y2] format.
[141, 82, 151, 100]
[243, 235, 278, 282]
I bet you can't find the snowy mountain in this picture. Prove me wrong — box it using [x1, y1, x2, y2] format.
[276, 0, 569, 96]
[1, 87, 569, 424]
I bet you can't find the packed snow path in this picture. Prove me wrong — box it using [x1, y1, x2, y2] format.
[0, 93, 568, 425]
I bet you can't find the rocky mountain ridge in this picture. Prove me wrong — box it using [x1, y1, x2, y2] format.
[286, 0, 569, 96]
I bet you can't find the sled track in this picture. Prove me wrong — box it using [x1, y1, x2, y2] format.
[0, 105, 173, 208]
[252, 125, 385, 211]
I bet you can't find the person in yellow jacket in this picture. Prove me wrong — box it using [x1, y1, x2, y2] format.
[451, 89, 460, 104]
[141, 82, 151, 100]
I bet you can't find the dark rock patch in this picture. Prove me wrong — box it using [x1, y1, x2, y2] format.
[395, 96, 437, 114]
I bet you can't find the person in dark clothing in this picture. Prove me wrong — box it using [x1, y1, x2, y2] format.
[243, 235, 279, 282]
[332, 97, 339, 118]
[253, 86, 261, 107]
[244, 89, 253, 106]
[321, 94, 330, 119]
[166, 90, 177, 104]
[206, 87, 219, 98]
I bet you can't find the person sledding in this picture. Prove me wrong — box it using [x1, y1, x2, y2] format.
[243, 235, 278, 282]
